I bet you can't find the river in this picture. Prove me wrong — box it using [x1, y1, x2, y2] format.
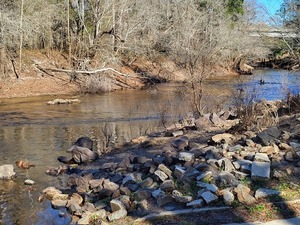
[0, 69, 299, 224]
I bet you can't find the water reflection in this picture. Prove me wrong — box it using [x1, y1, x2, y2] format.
[0, 69, 300, 224]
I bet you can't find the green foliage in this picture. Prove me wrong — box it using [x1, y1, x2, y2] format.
[247, 204, 266, 214]
[225, 0, 244, 21]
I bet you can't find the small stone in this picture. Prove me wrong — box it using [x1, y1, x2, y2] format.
[51, 199, 67, 209]
[211, 133, 234, 144]
[285, 151, 295, 162]
[154, 170, 168, 181]
[24, 179, 35, 185]
[200, 191, 218, 204]
[178, 152, 195, 162]
[174, 165, 186, 179]
[196, 171, 213, 181]
[107, 208, 127, 221]
[260, 146, 275, 155]
[172, 190, 193, 203]
[110, 199, 126, 212]
[234, 184, 256, 205]
[197, 182, 218, 193]
[254, 153, 270, 162]
[160, 180, 175, 192]
[152, 188, 164, 199]
[157, 164, 173, 178]
[134, 189, 152, 201]
[157, 193, 174, 207]
[229, 145, 243, 152]
[223, 189, 235, 205]
[42, 187, 62, 200]
[279, 143, 293, 151]
[122, 174, 136, 185]
[171, 136, 189, 150]
[255, 188, 280, 199]
[140, 177, 154, 188]
[186, 199, 204, 208]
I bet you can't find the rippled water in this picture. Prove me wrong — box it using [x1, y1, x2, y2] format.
[0, 69, 299, 224]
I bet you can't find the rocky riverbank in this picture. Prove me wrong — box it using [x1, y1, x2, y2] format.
[38, 99, 300, 225]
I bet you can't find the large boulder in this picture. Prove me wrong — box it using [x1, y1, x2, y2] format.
[67, 146, 98, 164]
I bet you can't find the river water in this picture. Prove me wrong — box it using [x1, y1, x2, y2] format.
[0, 69, 299, 224]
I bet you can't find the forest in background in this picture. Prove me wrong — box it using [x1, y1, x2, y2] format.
[0, 0, 300, 113]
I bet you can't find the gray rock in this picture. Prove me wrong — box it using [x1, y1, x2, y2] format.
[218, 158, 235, 172]
[0, 164, 16, 180]
[234, 184, 256, 205]
[135, 199, 149, 216]
[196, 171, 213, 181]
[172, 190, 193, 203]
[197, 182, 218, 193]
[254, 153, 270, 162]
[118, 195, 131, 210]
[154, 170, 168, 181]
[174, 165, 186, 179]
[140, 177, 154, 188]
[171, 136, 189, 150]
[110, 199, 126, 212]
[245, 139, 256, 147]
[157, 164, 173, 178]
[134, 189, 152, 201]
[152, 188, 164, 199]
[285, 151, 295, 162]
[232, 171, 250, 180]
[122, 173, 136, 185]
[77, 213, 91, 225]
[256, 127, 281, 146]
[178, 152, 194, 161]
[211, 133, 234, 144]
[255, 188, 280, 199]
[217, 171, 239, 187]
[210, 112, 225, 126]
[200, 191, 218, 204]
[279, 143, 293, 151]
[101, 181, 119, 196]
[51, 199, 67, 209]
[69, 202, 82, 215]
[186, 199, 204, 208]
[160, 180, 175, 192]
[157, 193, 174, 207]
[67, 146, 98, 164]
[229, 145, 243, 152]
[223, 189, 235, 205]
[251, 161, 270, 180]
[107, 208, 127, 221]
[260, 146, 276, 155]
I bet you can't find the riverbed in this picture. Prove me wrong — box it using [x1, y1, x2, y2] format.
[0, 69, 299, 224]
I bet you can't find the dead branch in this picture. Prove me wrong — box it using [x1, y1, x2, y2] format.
[35, 65, 142, 79]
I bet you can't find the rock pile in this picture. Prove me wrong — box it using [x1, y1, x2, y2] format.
[43, 112, 300, 224]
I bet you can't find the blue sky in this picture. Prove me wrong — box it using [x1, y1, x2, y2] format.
[256, 0, 283, 16]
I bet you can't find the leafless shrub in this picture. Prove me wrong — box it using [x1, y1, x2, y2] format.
[80, 75, 114, 94]
[231, 87, 279, 132]
[287, 92, 300, 113]
[100, 122, 116, 153]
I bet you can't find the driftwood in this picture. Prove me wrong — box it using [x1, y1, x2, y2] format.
[35, 65, 150, 88]
[35, 65, 140, 79]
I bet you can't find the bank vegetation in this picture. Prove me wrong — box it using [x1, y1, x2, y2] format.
[0, 0, 299, 114]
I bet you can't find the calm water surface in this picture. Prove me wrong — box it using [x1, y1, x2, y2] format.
[0, 69, 299, 224]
